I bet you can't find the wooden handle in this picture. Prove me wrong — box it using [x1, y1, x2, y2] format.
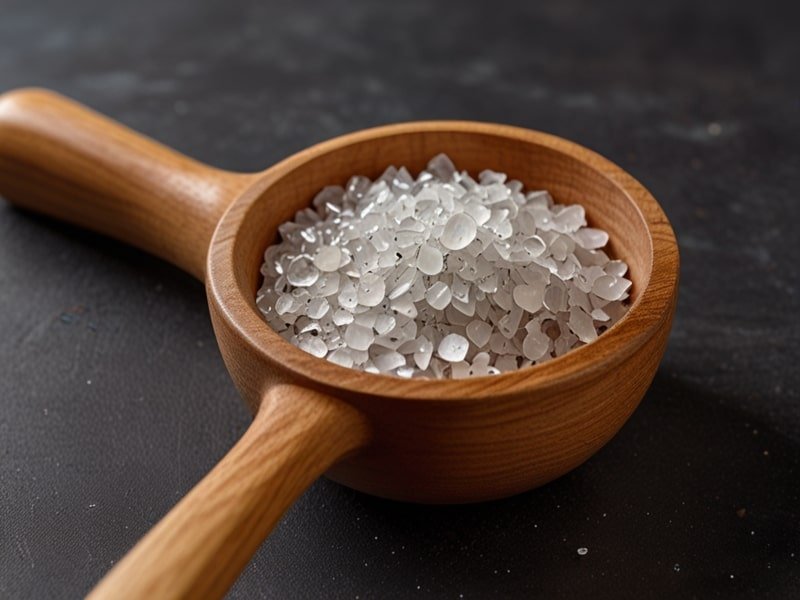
[88, 384, 370, 599]
[0, 88, 257, 280]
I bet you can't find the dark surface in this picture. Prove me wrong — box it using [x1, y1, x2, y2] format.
[1, 0, 799, 597]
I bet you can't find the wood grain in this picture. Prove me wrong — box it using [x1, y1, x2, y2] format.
[208, 121, 680, 504]
[0, 88, 256, 279]
[87, 385, 370, 600]
[0, 89, 679, 599]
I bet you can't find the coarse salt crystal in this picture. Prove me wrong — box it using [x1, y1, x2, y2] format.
[256, 155, 631, 378]
[417, 244, 444, 275]
[344, 323, 374, 351]
[438, 333, 469, 362]
[441, 213, 478, 251]
[313, 246, 342, 272]
[513, 283, 545, 313]
[466, 320, 493, 347]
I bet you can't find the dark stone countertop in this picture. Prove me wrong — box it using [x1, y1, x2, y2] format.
[1, 0, 798, 597]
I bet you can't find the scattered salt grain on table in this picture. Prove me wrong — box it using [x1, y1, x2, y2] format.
[256, 154, 631, 379]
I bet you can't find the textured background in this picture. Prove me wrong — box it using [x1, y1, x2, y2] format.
[1, 0, 799, 597]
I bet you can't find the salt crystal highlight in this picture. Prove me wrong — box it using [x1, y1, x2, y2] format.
[256, 154, 631, 378]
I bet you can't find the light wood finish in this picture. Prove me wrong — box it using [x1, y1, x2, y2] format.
[0, 88, 679, 599]
[87, 385, 369, 600]
[0, 88, 256, 279]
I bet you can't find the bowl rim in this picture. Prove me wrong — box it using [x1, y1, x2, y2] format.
[207, 121, 679, 402]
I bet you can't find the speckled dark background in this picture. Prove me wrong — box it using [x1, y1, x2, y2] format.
[1, 0, 799, 598]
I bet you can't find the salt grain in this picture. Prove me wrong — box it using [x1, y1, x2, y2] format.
[286, 257, 319, 287]
[256, 154, 631, 378]
[313, 246, 342, 272]
[344, 323, 374, 352]
[513, 284, 545, 313]
[466, 320, 493, 347]
[438, 333, 469, 362]
[441, 213, 478, 251]
[425, 281, 452, 310]
[417, 244, 444, 275]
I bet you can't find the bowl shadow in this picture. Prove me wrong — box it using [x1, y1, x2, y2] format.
[247, 372, 800, 599]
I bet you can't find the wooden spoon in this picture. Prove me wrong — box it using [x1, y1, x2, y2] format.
[0, 88, 679, 599]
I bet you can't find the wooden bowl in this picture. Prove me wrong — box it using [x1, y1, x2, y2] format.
[0, 89, 679, 599]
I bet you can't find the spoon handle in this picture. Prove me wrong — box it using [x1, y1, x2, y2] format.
[88, 384, 370, 600]
[0, 88, 256, 280]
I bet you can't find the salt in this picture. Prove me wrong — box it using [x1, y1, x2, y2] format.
[256, 154, 631, 378]
[357, 274, 385, 307]
[344, 323, 374, 352]
[441, 213, 478, 250]
[512, 283, 545, 313]
[286, 257, 319, 287]
[313, 246, 342, 272]
[466, 320, 493, 347]
[438, 333, 469, 362]
[417, 244, 444, 275]
[425, 281, 452, 310]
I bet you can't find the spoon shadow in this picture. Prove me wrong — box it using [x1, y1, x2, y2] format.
[5, 206, 798, 599]
[247, 373, 800, 599]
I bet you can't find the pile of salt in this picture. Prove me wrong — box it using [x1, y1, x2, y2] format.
[256, 154, 631, 379]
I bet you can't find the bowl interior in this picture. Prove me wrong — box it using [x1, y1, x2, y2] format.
[211, 123, 667, 401]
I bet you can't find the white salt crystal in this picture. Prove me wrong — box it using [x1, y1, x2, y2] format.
[328, 348, 354, 368]
[313, 246, 342, 272]
[391, 294, 417, 319]
[417, 244, 444, 275]
[573, 227, 609, 250]
[451, 276, 471, 303]
[438, 333, 469, 362]
[522, 330, 549, 361]
[466, 320, 493, 347]
[372, 350, 406, 372]
[523, 235, 547, 257]
[470, 352, 491, 376]
[257, 154, 630, 378]
[311, 272, 340, 297]
[299, 336, 328, 358]
[464, 202, 491, 225]
[388, 266, 416, 299]
[513, 284, 545, 313]
[396, 366, 415, 378]
[357, 273, 386, 307]
[498, 305, 523, 338]
[605, 260, 629, 278]
[543, 285, 567, 313]
[374, 314, 396, 336]
[451, 295, 476, 317]
[338, 280, 358, 309]
[441, 213, 477, 250]
[354, 311, 377, 329]
[344, 323, 374, 351]
[427, 153, 456, 182]
[332, 307, 354, 326]
[568, 307, 597, 343]
[307, 297, 330, 319]
[426, 281, 452, 310]
[275, 294, 295, 316]
[413, 337, 434, 370]
[553, 204, 585, 232]
[592, 274, 632, 301]
[286, 257, 320, 287]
